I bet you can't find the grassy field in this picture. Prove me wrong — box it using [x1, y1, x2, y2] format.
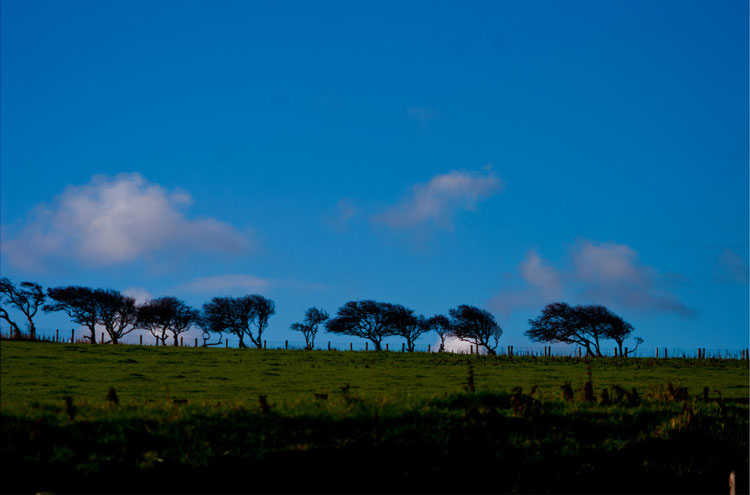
[1, 341, 748, 493]
[2, 341, 748, 408]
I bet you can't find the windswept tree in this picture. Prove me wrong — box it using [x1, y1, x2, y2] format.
[386, 305, 427, 352]
[249, 295, 275, 348]
[290, 307, 329, 349]
[45, 286, 100, 343]
[201, 295, 275, 349]
[325, 300, 396, 351]
[138, 296, 199, 346]
[95, 290, 138, 345]
[588, 305, 641, 357]
[526, 302, 639, 357]
[425, 314, 452, 352]
[448, 305, 502, 355]
[0, 278, 46, 339]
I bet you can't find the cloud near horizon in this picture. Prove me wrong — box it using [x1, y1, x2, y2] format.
[374, 167, 501, 229]
[490, 239, 694, 318]
[2, 173, 250, 270]
[178, 274, 271, 294]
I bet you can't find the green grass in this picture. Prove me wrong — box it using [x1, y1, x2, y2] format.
[1, 341, 748, 493]
[2, 341, 747, 410]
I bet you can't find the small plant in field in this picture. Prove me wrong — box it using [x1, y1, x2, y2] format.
[258, 394, 271, 414]
[464, 364, 476, 393]
[63, 396, 76, 420]
[582, 364, 594, 401]
[560, 383, 574, 401]
[106, 387, 119, 405]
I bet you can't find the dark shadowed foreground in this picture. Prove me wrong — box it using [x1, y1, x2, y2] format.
[2, 388, 748, 494]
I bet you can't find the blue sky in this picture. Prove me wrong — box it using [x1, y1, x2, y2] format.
[1, 0, 747, 351]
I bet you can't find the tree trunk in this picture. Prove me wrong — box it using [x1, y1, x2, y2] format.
[28, 322, 36, 340]
[112, 335, 119, 345]
[88, 326, 97, 344]
[373, 340, 382, 351]
[174, 335, 179, 346]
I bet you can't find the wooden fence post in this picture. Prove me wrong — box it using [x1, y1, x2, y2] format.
[349, 343, 352, 351]
[328, 341, 331, 351]
[140, 335, 143, 345]
[71, 328, 75, 343]
[194, 338, 198, 347]
[664, 348, 668, 359]
[225, 340, 228, 348]
[285, 340, 288, 350]
[365, 342, 368, 351]
[55, 329, 59, 343]
[180, 336, 184, 346]
[624, 347, 628, 358]
[386, 343, 389, 351]
[428, 344, 431, 353]
[655, 347, 659, 358]
[402, 343, 405, 352]
[263, 340, 266, 349]
[101, 332, 104, 344]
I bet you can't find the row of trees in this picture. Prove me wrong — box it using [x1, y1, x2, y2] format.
[1, 277, 642, 355]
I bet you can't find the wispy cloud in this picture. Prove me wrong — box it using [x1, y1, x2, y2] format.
[713, 248, 749, 285]
[490, 239, 694, 318]
[324, 198, 358, 231]
[178, 274, 327, 295]
[407, 107, 441, 129]
[374, 167, 501, 229]
[2, 173, 251, 270]
[179, 274, 271, 294]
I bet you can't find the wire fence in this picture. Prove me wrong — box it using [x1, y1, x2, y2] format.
[1, 327, 748, 360]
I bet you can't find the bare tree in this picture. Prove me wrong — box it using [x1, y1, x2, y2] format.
[325, 300, 396, 351]
[137, 297, 198, 346]
[448, 305, 502, 355]
[0, 278, 45, 339]
[45, 286, 100, 343]
[425, 314, 452, 352]
[290, 307, 329, 349]
[95, 290, 138, 344]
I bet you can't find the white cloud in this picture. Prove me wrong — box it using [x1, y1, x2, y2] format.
[123, 287, 153, 304]
[490, 239, 694, 318]
[374, 167, 501, 229]
[179, 274, 271, 294]
[2, 173, 250, 270]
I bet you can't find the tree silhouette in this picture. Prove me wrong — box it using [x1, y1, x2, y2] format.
[201, 295, 274, 349]
[448, 305, 502, 355]
[0, 278, 45, 339]
[94, 290, 138, 344]
[425, 314, 452, 352]
[248, 295, 275, 348]
[526, 302, 639, 357]
[137, 296, 198, 346]
[45, 286, 100, 343]
[290, 307, 329, 349]
[325, 300, 396, 351]
[386, 305, 427, 352]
